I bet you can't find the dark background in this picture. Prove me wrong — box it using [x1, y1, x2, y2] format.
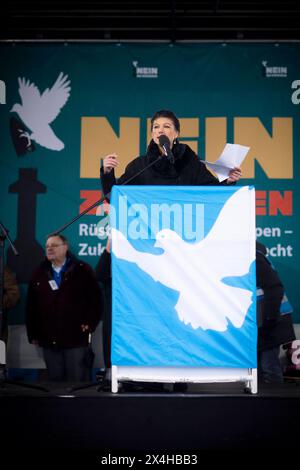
[2, 0, 300, 41]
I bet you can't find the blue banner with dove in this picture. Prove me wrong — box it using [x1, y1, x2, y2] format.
[111, 185, 257, 368]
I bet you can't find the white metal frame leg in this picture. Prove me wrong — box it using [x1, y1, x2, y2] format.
[111, 365, 118, 393]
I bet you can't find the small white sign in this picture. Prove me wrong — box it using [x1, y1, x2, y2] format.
[49, 280, 59, 290]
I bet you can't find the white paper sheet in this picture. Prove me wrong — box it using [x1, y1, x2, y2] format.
[205, 143, 250, 182]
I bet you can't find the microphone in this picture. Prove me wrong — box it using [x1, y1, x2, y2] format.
[158, 135, 174, 164]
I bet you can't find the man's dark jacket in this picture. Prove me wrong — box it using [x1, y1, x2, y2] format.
[26, 254, 103, 349]
[256, 242, 295, 351]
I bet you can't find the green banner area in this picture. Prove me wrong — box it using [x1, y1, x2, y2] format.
[0, 42, 299, 323]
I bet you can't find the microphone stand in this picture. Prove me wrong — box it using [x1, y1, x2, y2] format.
[0, 221, 49, 392]
[51, 155, 163, 236]
[50, 155, 163, 393]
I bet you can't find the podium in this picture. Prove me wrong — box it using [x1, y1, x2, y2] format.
[110, 185, 257, 393]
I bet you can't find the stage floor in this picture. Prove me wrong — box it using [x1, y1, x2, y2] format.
[0, 380, 299, 458]
[1, 378, 300, 396]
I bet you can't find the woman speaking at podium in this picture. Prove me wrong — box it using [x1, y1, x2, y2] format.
[99, 109, 242, 393]
[100, 109, 242, 195]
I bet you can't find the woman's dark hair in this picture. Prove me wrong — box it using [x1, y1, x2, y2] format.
[151, 110, 180, 132]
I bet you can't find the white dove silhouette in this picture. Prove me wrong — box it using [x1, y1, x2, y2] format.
[111, 187, 255, 332]
[11, 72, 71, 151]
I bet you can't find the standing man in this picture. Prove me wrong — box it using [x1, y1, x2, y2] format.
[26, 234, 103, 382]
[256, 242, 295, 383]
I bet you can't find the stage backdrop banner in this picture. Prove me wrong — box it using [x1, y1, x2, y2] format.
[0, 42, 299, 371]
[111, 185, 256, 368]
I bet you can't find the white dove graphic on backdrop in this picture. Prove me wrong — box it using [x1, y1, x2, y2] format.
[10, 72, 71, 151]
[112, 187, 255, 332]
